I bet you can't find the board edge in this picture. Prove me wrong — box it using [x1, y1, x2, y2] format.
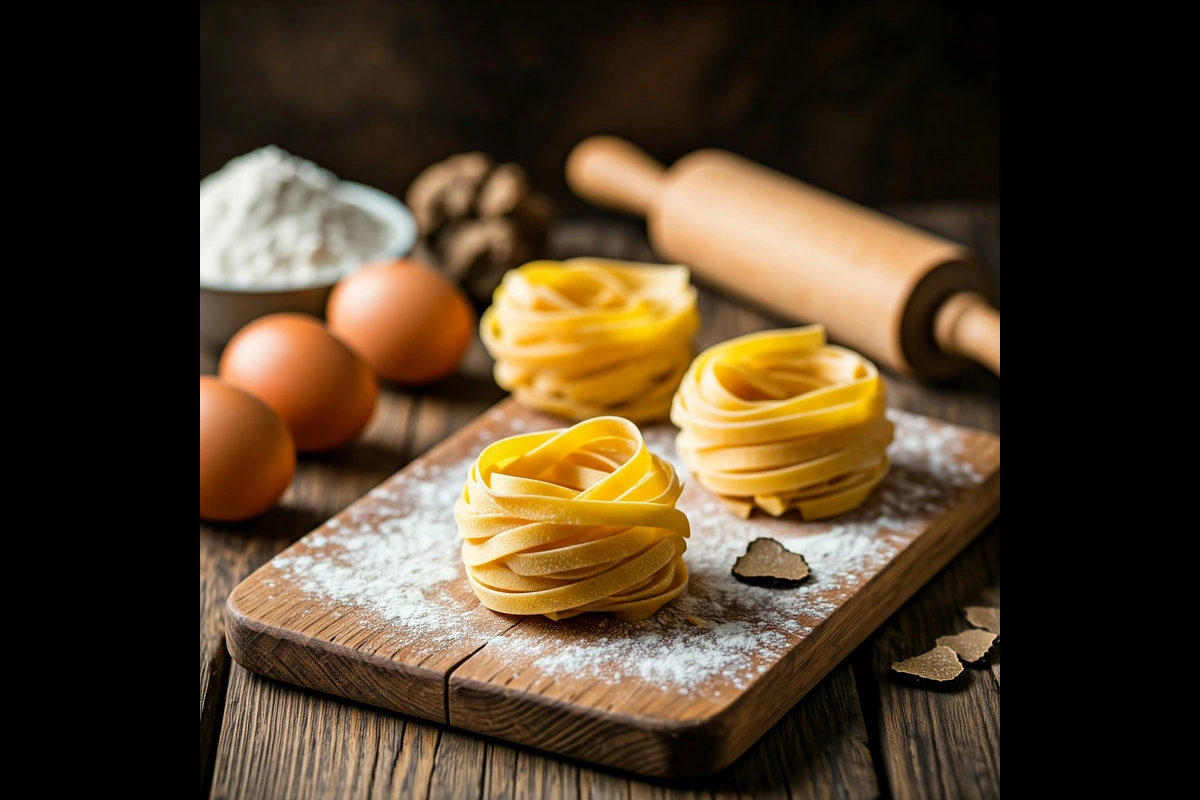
[224, 585, 450, 724]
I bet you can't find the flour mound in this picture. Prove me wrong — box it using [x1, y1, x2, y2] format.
[199, 145, 386, 288]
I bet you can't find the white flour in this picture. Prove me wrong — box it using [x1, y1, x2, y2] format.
[199, 145, 387, 287]
[267, 407, 988, 695]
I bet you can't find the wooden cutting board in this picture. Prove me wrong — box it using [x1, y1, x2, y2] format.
[226, 397, 1000, 778]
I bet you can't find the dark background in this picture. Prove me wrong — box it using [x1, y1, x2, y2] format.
[199, 0, 998, 218]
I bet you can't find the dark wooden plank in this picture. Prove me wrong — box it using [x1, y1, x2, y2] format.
[859, 524, 1001, 800]
[201, 525, 297, 796]
[713, 660, 879, 799]
[428, 730, 489, 800]
[212, 655, 882, 800]
[211, 663, 405, 800]
[368, 719, 439, 800]
[482, 742, 521, 800]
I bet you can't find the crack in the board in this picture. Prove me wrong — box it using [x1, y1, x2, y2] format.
[442, 617, 526, 727]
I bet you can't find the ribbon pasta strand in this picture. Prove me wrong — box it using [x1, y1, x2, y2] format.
[670, 325, 894, 520]
[480, 258, 700, 423]
[455, 416, 691, 621]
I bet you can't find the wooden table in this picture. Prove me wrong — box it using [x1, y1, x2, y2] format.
[199, 204, 1000, 800]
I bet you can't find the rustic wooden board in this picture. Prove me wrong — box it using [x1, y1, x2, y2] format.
[226, 396, 999, 779]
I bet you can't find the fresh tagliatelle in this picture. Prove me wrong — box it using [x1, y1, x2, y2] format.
[670, 325, 894, 520]
[479, 258, 700, 423]
[455, 416, 691, 621]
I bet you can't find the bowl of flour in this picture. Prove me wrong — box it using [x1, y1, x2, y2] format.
[200, 145, 418, 346]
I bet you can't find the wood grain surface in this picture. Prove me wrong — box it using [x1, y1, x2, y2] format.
[200, 205, 1000, 799]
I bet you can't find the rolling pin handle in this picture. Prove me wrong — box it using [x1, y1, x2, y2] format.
[934, 292, 1000, 376]
[566, 135, 666, 217]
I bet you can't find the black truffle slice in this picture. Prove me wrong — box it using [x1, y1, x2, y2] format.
[891, 645, 964, 682]
[732, 537, 810, 587]
[965, 605, 1000, 635]
[936, 629, 997, 663]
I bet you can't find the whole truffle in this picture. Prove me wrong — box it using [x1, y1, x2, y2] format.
[405, 152, 553, 308]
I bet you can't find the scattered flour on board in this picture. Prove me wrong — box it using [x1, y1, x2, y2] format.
[267, 408, 986, 691]
[269, 455, 494, 656]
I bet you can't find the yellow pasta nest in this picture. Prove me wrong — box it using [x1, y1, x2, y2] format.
[455, 416, 690, 621]
[479, 258, 700, 423]
[670, 325, 894, 520]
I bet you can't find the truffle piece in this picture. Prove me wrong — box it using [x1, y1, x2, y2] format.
[405, 153, 553, 308]
[936, 629, 997, 663]
[965, 605, 1000, 635]
[732, 537, 810, 587]
[405, 152, 493, 235]
[892, 645, 964, 682]
[477, 162, 528, 218]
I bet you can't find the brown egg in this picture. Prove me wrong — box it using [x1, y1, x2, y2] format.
[200, 376, 296, 522]
[219, 313, 378, 452]
[326, 258, 476, 385]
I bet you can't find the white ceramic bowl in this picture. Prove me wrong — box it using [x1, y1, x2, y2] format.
[199, 181, 418, 348]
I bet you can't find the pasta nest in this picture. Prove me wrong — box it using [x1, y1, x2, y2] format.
[480, 258, 700, 422]
[455, 416, 690, 621]
[670, 325, 894, 520]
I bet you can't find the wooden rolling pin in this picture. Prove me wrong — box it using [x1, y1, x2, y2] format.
[566, 136, 1000, 379]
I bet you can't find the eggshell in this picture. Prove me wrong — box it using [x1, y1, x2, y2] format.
[326, 258, 475, 385]
[218, 313, 378, 452]
[200, 376, 296, 522]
